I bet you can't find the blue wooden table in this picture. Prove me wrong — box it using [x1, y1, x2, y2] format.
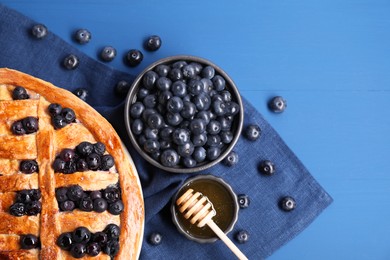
[2, 1, 390, 259]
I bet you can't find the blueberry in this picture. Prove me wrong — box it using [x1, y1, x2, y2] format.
[165, 112, 183, 126]
[223, 151, 238, 167]
[190, 62, 203, 74]
[61, 108, 76, 123]
[171, 81, 187, 97]
[188, 119, 205, 135]
[108, 200, 124, 215]
[70, 243, 87, 258]
[196, 111, 212, 125]
[160, 149, 180, 167]
[144, 139, 160, 154]
[103, 240, 120, 257]
[188, 79, 203, 95]
[93, 142, 106, 155]
[22, 117, 39, 134]
[220, 90, 232, 102]
[212, 94, 224, 103]
[206, 134, 222, 147]
[235, 230, 249, 244]
[67, 185, 84, 202]
[90, 190, 102, 200]
[26, 201, 42, 215]
[11, 121, 25, 135]
[53, 158, 66, 172]
[93, 198, 108, 213]
[86, 153, 101, 170]
[114, 80, 131, 97]
[100, 46, 117, 62]
[154, 64, 170, 77]
[143, 94, 157, 108]
[86, 242, 101, 256]
[192, 133, 208, 147]
[73, 88, 88, 101]
[280, 196, 296, 212]
[182, 64, 196, 79]
[156, 77, 172, 91]
[225, 101, 240, 116]
[31, 24, 48, 39]
[76, 141, 94, 157]
[159, 126, 174, 140]
[157, 90, 173, 106]
[9, 202, 26, 216]
[57, 232, 73, 250]
[125, 49, 143, 67]
[20, 234, 40, 249]
[92, 231, 108, 246]
[60, 200, 75, 211]
[177, 142, 194, 157]
[172, 128, 190, 145]
[144, 127, 159, 140]
[212, 75, 226, 91]
[31, 189, 41, 201]
[220, 131, 233, 144]
[245, 124, 261, 141]
[147, 113, 164, 129]
[167, 96, 184, 113]
[52, 115, 68, 129]
[79, 196, 93, 212]
[48, 103, 62, 116]
[63, 54, 79, 70]
[142, 71, 159, 90]
[144, 35, 162, 51]
[60, 148, 76, 162]
[218, 117, 232, 131]
[269, 96, 287, 113]
[55, 187, 68, 202]
[180, 101, 197, 119]
[12, 86, 29, 100]
[20, 160, 39, 174]
[259, 160, 275, 176]
[104, 224, 121, 240]
[72, 227, 91, 244]
[193, 147, 207, 163]
[100, 154, 115, 171]
[212, 100, 226, 116]
[201, 66, 215, 79]
[103, 186, 121, 203]
[137, 135, 147, 147]
[148, 232, 162, 245]
[192, 92, 211, 111]
[182, 157, 197, 168]
[169, 68, 184, 81]
[15, 190, 33, 203]
[76, 159, 88, 171]
[172, 60, 187, 69]
[130, 102, 145, 119]
[237, 194, 250, 209]
[207, 120, 221, 135]
[206, 146, 221, 160]
[140, 108, 156, 122]
[74, 29, 91, 44]
[63, 161, 77, 174]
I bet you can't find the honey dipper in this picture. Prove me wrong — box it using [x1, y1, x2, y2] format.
[176, 189, 248, 260]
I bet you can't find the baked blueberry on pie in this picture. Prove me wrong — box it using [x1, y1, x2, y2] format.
[0, 68, 144, 259]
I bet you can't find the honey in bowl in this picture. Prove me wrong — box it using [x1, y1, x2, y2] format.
[171, 175, 239, 242]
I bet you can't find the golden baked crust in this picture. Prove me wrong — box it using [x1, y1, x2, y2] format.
[0, 68, 144, 259]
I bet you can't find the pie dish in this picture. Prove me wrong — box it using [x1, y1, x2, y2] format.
[0, 68, 144, 259]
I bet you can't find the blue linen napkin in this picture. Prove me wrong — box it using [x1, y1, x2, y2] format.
[0, 4, 332, 259]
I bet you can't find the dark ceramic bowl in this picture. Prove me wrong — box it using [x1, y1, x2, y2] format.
[171, 175, 239, 243]
[124, 55, 244, 173]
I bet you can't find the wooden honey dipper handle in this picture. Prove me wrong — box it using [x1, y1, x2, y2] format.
[176, 189, 248, 260]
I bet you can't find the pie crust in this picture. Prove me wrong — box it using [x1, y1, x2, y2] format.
[0, 68, 144, 259]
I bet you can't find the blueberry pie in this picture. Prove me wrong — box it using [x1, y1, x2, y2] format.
[0, 68, 144, 259]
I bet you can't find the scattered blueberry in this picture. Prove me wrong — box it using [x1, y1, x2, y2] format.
[269, 96, 287, 113]
[148, 232, 162, 245]
[20, 160, 39, 174]
[100, 46, 117, 62]
[12, 86, 29, 100]
[125, 49, 143, 67]
[20, 234, 40, 249]
[235, 230, 249, 244]
[21, 117, 39, 134]
[63, 54, 79, 70]
[52, 115, 67, 129]
[279, 196, 296, 211]
[237, 194, 250, 209]
[245, 124, 261, 141]
[73, 88, 88, 102]
[223, 151, 238, 167]
[144, 35, 162, 51]
[61, 108, 76, 123]
[31, 24, 48, 39]
[11, 120, 26, 135]
[258, 160, 275, 176]
[115, 80, 131, 97]
[74, 29, 91, 44]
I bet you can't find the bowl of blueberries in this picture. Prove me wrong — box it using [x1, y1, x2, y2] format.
[124, 55, 243, 173]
